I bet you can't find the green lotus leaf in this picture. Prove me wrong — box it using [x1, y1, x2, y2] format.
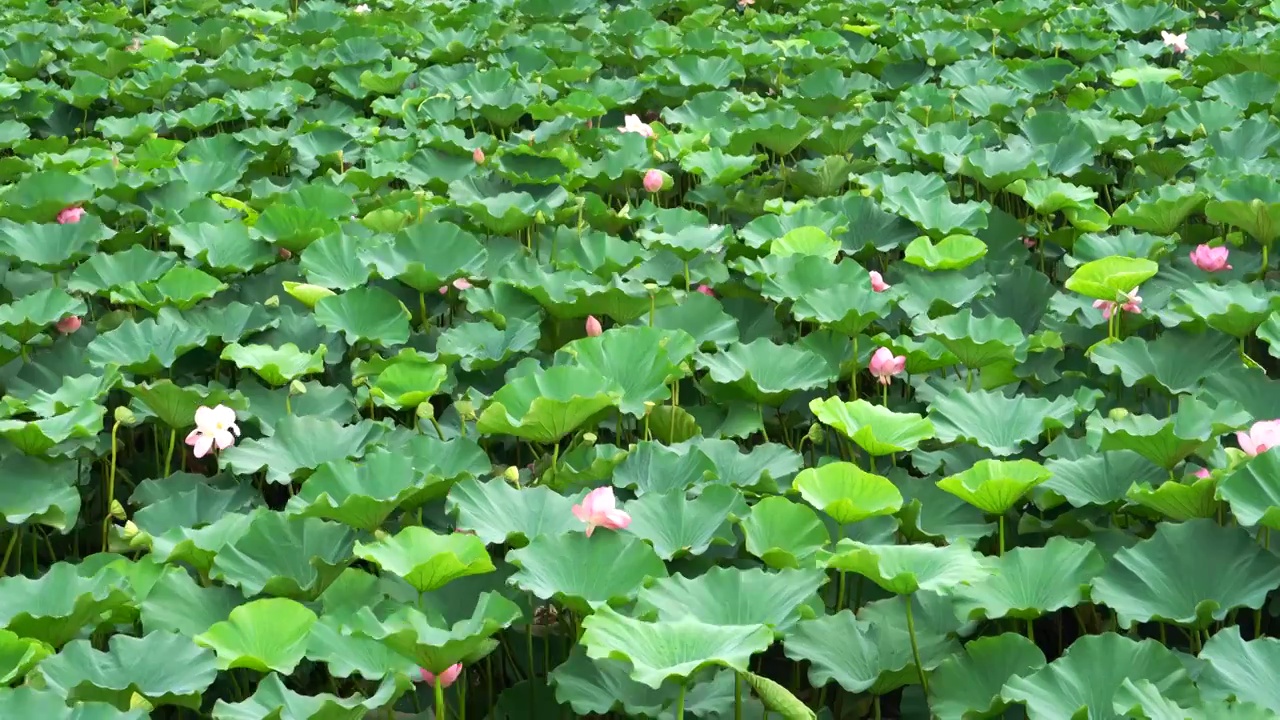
[87, 313, 211, 375]
[638, 223, 731, 261]
[555, 325, 693, 416]
[622, 485, 746, 560]
[298, 231, 372, 292]
[1111, 183, 1208, 235]
[507, 530, 668, 614]
[170, 220, 277, 274]
[194, 598, 317, 674]
[820, 540, 990, 596]
[354, 526, 494, 592]
[0, 289, 86, 344]
[696, 338, 838, 405]
[874, 171, 991, 236]
[0, 453, 80, 531]
[1198, 627, 1280, 715]
[929, 388, 1076, 456]
[929, 634, 1047, 720]
[220, 343, 326, 386]
[447, 477, 580, 546]
[139, 568, 242, 638]
[696, 438, 802, 493]
[220, 415, 389, 485]
[283, 282, 336, 309]
[124, 380, 243, 430]
[793, 462, 902, 525]
[955, 537, 1104, 621]
[0, 628, 50, 684]
[860, 592, 969, 693]
[210, 512, 355, 600]
[1125, 474, 1219, 521]
[108, 265, 227, 313]
[349, 591, 520, 673]
[1009, 177, 1097, 214]
[549, 647, 679, 717]
[637, 565, 825, 634]
[313, 286, 411, 347]
[1041, 451, 1166, 509]
[903, 234, 988, 270]
[739, 670, 816, 720]
[35, 631, 218, 711]
[771, 226, 841, 261]
[1091, 519, 1280, 629]
[364, 353, 447, 410]
[360, 220, 487, 293]
[1086, 396, 1250, 470]
[1205, 175, 1280, 246]
[1064, 256, 1158, 302]
[781, 610, 890, 693]
[918, 310, 1027, 369]
[67, 245, 178, 296]
[1000, 634, 1199, 718]
[447, 177, 569, 234]
[810, 397, 935, 456]
[1090, 330, 1237, 394]
[288, 450, 441, 532]
[937, 459, 1052, 515]
[0, 216, 113, 269]
[0, 402, 105, 456]
[0, 686, 146, 719]
[1218, 449, 1280, 529]
[0, 561, 132, 647]
[740, 496, 830, 570]
[580, 605, 772, 689]
[477, 366, 620, 443]
[435, 318, 541, 371]
[211, 673, 400, 720]
[681, 148, 762, 185]
[1172, 283, 1280, 338]
[304, 614, 418, 681]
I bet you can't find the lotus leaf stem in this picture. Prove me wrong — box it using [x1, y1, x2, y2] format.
[734, 673, 742, 720]
[675, 682, 687, 719]
[103, 422, 120, 553]
[905, 593, 929, 697]
[434, 673, 445, 720]
[0, 530, 16, 576]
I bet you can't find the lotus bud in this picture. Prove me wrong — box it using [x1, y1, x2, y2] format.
[807, 424, 825, 444]
[473, 147, 485, 164]
[373, 528, 390, 541]
[643, 169, 663, 193]
[264, 295, 280, 308]
[416, 402, 435, 420]
[1025, 107, 1036, 119]
[113, 406, 137, 426]
[582, 432, 597, 447]
[503, 466, 520, 483]
[455, 400, 475, 419]
[289, 380, 306, 396]
[1041, 20, 1051, 32]
[643, 401, 656, 415]
[1108, 407, 1130, 421]
[644, 282, 659, 293]
[121, 520, 141, 541]
[110, 499, 127, 520]
[129, 693, 154, 712]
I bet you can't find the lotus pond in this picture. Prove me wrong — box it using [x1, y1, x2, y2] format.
[6, 0, 1280, 717]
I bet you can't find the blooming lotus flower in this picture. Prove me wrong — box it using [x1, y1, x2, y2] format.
[56, 316, 81, 334]
[439, 278, 473, 294]
[57, 206, 85, 224]
[869, 347, 906, 385]
[419, 664, 462, 688]
[585, 315, 602, 337]
[572, 487, 631, 537]
[643, 169, 663, 193]
[869, 270, 890, 292]
[353, 3, 370, 12]
[618, 114, 655, 138]
[1189, 244, 1231, 272]
[1237, 420, 1280, 457]
[1161, 30, 1188, 53]
[695, 284, 715, 297]
[1194, 468, 1212, 479]
[184, 404, 240, 459]
[473, 147, 485, 164]
[1093, 288, 1142, 320]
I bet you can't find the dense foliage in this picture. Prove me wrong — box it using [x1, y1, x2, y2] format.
[3, 0, 1280, 717]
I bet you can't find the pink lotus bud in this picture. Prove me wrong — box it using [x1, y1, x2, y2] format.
[57, 206, 85, 224]
[419, 664, 462, 688]
[56, 316, 82, 334]
[473, 147, 485, 164]
[695, 284, 714, 297]
[585, 315, 602, 337]
[869, 270, 890, 292]
[643, 169, 663, 193]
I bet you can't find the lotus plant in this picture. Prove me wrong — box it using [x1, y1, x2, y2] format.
[185, 405, 240, 458]
[572, 487, 631, 537]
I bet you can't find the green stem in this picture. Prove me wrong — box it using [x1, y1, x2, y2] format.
[103, 423, 120, 553]
[0, 531, 17, 576]
[734, 673, 742, 720]
[675, 682, 687, 719]
[835, 570, 847, 611]
[164, 428, 176, 477]
[905, 594, 930, 697]
[998, 515, 1005, 556]
[434, 675, 445, 720]
[852, 336, 859, 399]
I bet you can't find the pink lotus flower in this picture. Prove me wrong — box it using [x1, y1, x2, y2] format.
[56, 316, 81, 334]
[869, 270, 890, 293]
[1161, 30, 1188, 53]
[473, 147, 485, 164]
[419, 664, 462, 688]
[1194, 468, 1211, 479]
[585, 315, 602, 337]
[1022, 237, 1037, 249]
[618, 114, 655, 138]
[1237, 420, 1280, 457]
[869, 347, 906, 386]
[439, 278, 473, 294]
[1189, 245, 1231, 272]
[643, 169, 663, 193]
[184, 404, 240, 459]
[572, 487, 631, 537]
[57, 206, 85, 224]
[1093, 288, 1142, 320]
[695, 284, 714, 297]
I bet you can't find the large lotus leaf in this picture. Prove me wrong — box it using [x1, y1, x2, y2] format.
[1205, 175, 1280, 245]
[0, 216, 113, 269]
[623, 485, 746, 560]
[139, 568, 242, 638]
[304, 614, 418, 681]
[1111, 183, 1208, 235]
[0, 562, 131, 647]
[903, 234, 988, 270]
[781, 610, 885, 693]
[287, 450, 436, 532]
[0, 289, 86, 344]
[35, 631, 218, 711]
[874, 171, 990, 236]
[0, 629, 49, 684]
[919, 310, 1027, 369]
[108, 265, 227, 312]
[740, 496, 830, 569]
[1086, 396, 1250, 470]
[194, 598, 317, 674]
[398, 434, 492, 508]
[696, 338, 837, 405]
[1064, 256, 1159, 301]
[435, 318, 541, 371]
[580, 605, 772, 689]
[1198, 627, 1280, 714]
[937, 459, 1052, 515]
[820, 540, 990, 595]
[1091, 519, 1280, 629]
[124, 380, 243, 430]
[1000, 634, 1199, 719]
[0, 402, 105, 456]
[929, 634, 1047, 720]
[649, 291, 740, 349]
[558, 326, 694, 412]
[929, 389, 1076, 456]
[0, 686, 146, 719]
[1171, 283, 1280, 338]
[955, 537, 1104, 621]
[359, 220, 486, 293]
[859, 592, 970, 693]
[313, 286, 412, 347]
[210, 512, 355, 600]
[1218, 449, 1280, 529]
[549, 647, 679, 717]
[507, 531, 667, 614]
[0, 454, 80, 531]
[354, 527, 494, 592]
[1090, 330, 1237, 394]
[793, 462, 903, 525]
[220, 415, 388, 485]
[1041, 451, 1166, 509]
[637, 565, 825, 634]
[1125, 474, 1218, 521]
[810, 397, 935, 456]
[348, 591, 520, 673]
[211, 673, 400, 720]
[476, 366, 621, 443]
[220, 343, 326, 386]
[695, 438, 802, 493]
[87, 313, 211, 375]
[446, 477, 580, 546]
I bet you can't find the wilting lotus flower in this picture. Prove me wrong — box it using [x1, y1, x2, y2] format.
[1161, 30, 1188, 53]
[869, 347, 906, 385]
[473, 147, 485, 164]
[278, 248, 292, 260]
[869, 270, 890, 292]
[643, 169, 663, 193]
[184, 404, 240, 459]
[618, 114, 655, 138]
[353, 3, 370, 12]
[126, 37, 141, 52]
[1093, 288, 1142, 320]
[1237, 420, 1280, 457]
[57, 206, 85, 224]
[55, 316, 81, 334]
[439, 278, 473, 294]
[1189, 244, 1231, 272]
[572, 487, 631, 537]
[695, 284, 715, 297]
[585, 315, 602, 337]
[419, 664, 462, 688]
